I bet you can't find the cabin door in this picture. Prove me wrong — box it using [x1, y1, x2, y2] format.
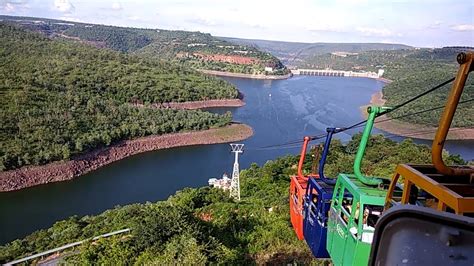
[328, 186, 356, 265]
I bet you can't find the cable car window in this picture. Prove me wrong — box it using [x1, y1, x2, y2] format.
[293, 187, 298, 205]
[339, 188, 353, 226]
[405, 185, 440, 209]
[310, 193, 318, 214]
[358, 204, 383, 243]
[348, 202, 360, 239]
[332, 185, 342, 207]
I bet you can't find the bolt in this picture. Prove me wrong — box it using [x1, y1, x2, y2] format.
[457, 52, 467, 64]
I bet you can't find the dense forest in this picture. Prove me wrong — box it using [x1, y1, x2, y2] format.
[135, 30, 288, 75]
[63, 26, 153, 53]
[0, 15, 289, 76]
[0, 134, 465, 264]
[0, 24, 236, 171]
[296, 48, 474, 127]
[380, 48, 473, 127]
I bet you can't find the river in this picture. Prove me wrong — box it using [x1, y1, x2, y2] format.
[0, 76, 472, 244]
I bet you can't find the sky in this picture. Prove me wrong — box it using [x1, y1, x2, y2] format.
[0, 0, 473, 47]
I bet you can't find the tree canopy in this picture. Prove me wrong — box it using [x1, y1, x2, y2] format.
[0, 15, 289, 76]
[0, 24, 235, 171]
[295, 48, 473, 127]
[0, 134, 465, 264]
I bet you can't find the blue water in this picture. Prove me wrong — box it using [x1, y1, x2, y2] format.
[0, 76, 472, 244]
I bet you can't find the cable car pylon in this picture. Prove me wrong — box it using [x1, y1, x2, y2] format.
[230, 143, 244, 201]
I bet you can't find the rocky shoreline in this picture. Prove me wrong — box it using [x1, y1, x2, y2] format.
[0, 124, 253, 192]
[199, 69, 292, 80]
[366, 91, 474, 140]
[145, 99, 245, 110]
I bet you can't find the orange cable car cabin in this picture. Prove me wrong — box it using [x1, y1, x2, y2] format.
[290, 136, 318, 240]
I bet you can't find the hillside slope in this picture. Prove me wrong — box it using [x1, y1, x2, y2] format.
[295, 47, 473, 128]
[219, 37, 412, 66]
[0, 15, 288, 76]
[381, 48, 473, 128]
[220, 37, 473, 129]
[0, 135, 465, 264]
[0, 24, 237, 171]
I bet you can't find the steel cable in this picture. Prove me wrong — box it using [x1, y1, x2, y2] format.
[256, 77, 458, 149]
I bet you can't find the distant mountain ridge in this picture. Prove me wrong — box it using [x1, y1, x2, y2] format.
[219, 36, 412, 66]
[2, 15, 471, 129]
[220, 35, 473, 129]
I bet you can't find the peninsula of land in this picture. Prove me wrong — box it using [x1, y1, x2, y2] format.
[367, 91, 474, 140]
[199, 69, 292, 80]
[0, 123, 253, 192]
[137, 99, 245, 110]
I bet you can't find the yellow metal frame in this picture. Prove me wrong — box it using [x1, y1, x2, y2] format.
[385, 52, 474, 215]
[386, 164, 474, 215]
[432, 52, 474, 176]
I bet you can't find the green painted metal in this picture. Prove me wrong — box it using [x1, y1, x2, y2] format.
[327, 105, 392, 266]
[327, 174, 387, 266]
[353, 106, 392, 186]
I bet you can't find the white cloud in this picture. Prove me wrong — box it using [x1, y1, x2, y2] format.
[451, 24, 474, 32]
[335, 0, 369, 5]
[0, 0, 29, 13]
[54, 0, 75, 14]
[4, 2, 14, 12]
[427, 20, 443, 29]
[306, 24, 345, 33]
[356, 27, 401, 37]
[111, 2, 122, 11]
[127, 15, 140, 21]
[381, 39, 395, 44]
[58, 16, 83, 23]
[2, 0, 472, 47]
[187, 15, 217, 27]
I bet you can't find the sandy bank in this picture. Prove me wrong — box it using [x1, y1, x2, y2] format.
[199, 69, 292, 80]
[376, 77, 393, 84]
[0, 124, 253, 192]
[365, 91, 474, 140]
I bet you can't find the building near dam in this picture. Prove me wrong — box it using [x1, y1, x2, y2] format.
[208, 174, 232, 191]
[291, 68, 384, 79]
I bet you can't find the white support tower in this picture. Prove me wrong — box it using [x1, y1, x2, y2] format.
[229, 143, 244, 201]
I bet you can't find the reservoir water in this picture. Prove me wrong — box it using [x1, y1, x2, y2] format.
[0, 76, 472, 244]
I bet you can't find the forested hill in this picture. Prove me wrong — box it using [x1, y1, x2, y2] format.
[219, 37, 412, 66]
[294, 47, 474, 128]
[380, 48, 473, 128]
[0, 15, 288, 76]
[0, 135, 465, 264]
[0, 24, 236, 171]
[220, 37, 472, 128]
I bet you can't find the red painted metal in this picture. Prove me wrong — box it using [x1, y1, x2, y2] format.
[297, 137, 310, 179]
[290, 136, 319, 240]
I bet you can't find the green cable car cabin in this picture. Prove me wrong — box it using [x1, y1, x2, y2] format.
[326, 106, 390, 266]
